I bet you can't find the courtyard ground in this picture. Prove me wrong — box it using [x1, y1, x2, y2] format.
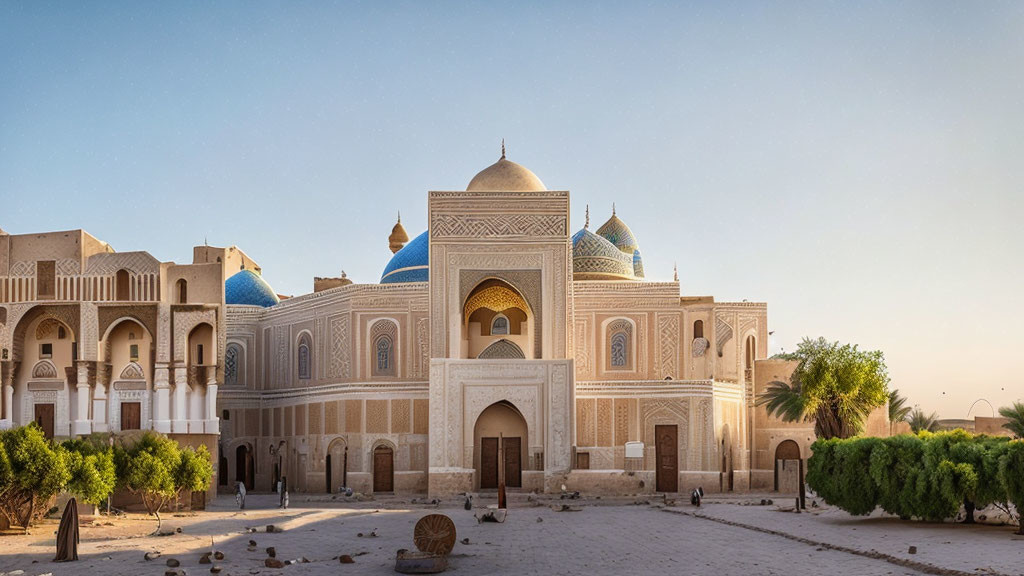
[0, 493, 1020, 576]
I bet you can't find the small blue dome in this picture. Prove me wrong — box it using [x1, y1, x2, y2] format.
[381, 230, 428, 284]
[226, 269, 280, 307]
[632, 249, 645, 278]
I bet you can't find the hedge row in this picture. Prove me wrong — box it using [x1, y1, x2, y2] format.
[807, 430, 1024, 530]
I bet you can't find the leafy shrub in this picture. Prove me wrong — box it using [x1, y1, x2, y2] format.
[0, 424, 71, 532]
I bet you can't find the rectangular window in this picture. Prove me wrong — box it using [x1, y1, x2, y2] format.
[40, 343, 53, 358]
[130, 344, 139, 362]
[196, 344, 204, 365]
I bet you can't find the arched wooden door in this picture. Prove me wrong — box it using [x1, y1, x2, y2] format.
[373, 445, 394, 493]
[774, 439, 804, 507]
[236, 445, 254, 490]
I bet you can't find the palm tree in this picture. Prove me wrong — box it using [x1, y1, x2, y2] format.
[888, 389, 912, 434]
[998, 401, 1024, 438]
[907, 408, 939, 434]
[757, 337, 889, 439]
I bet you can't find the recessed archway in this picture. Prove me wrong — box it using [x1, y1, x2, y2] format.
[774, 439, 803, 498]
[462, 279, 533, 359]
[473, 401, 527, 490]
[236, 443, 254, 490]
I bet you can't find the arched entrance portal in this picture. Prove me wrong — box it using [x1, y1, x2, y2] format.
[326, 439, 347, 493]
[473, 401, 527, 490]
[235, 444, 254, 490]
[774, 440, 805, 508]
[373, 445, 394, 493]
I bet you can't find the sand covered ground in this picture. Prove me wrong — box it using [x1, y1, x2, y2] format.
[0, 493, 1019, 576]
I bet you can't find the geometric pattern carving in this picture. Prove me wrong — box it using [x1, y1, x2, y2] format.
[463, 284, 530, 318]
[596, 398, 613, 447]
[577, 398, 595, 447]
[657, 314, 679, 379]
[574, 318, 590, 377]
[345, 399, 362, 433]
[35, 318, 66, 340]
[366, 399, 388, 434]
[413, 398, 429, 435]
[715, 315, 733, 358]
[369, 320, 398, 377]
[430, 214, 566, 239]
[692, 337, 709, 357]
[119, 362, 144, 380]
[83, 252, 160, 276]
[391, 398, 410, 434]
[415, 317, 429, 378]
[458, 268, 543, 359]
[329, 315, 351, 379]
[477, 339, 525, 359]
[224, 343, 240, 387]
[606, 319, 633, 370]
[31, 360, 58, 379]
[614, 398, 631, 445]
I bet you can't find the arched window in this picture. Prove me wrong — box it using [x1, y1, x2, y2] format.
[116, 269, 130, 301]
[176, 279, 188, 304]
[225, 343, 240, 386]
[693, 320, 704, 339]
[491, 314, 509, 335]
[606, 319, 633, 370]
[370, 320, 398, 377]
[297, 333, 312, 380]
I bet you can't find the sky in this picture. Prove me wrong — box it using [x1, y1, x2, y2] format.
[1, 2, 1022, 419]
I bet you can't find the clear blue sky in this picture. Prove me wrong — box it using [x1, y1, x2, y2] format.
[2, 2, 1022, 418]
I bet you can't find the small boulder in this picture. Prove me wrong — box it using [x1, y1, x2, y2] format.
[209, 566, 222, 574]
[145, 551, 162, 561]
[908, 546, 917, 554]
[213, 551, 224, 561]
[265, 558, 285, 568]
[266, 525, 276, 533]
[340, 555, 354, 564]
[166, 558, 180, 568]
[248, 539, 258, 547]
[266, 547, 277, 558]
[199, 553, 212, 564]
[164, 570, 185, 576]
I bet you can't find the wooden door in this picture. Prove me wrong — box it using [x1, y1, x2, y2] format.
[480, 437, 499, 489]
[121, 402, 141, 430]
[655, 425, 678, 493]
[373, 446, 394, 492]
[35, 403, 55, 439]
[325, 454, 333, 494]
[503, 437, 522, 488]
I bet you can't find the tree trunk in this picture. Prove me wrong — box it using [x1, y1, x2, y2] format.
[963, 499, 975, 524]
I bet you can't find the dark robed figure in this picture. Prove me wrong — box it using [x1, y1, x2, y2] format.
[54, 497, 80, 562]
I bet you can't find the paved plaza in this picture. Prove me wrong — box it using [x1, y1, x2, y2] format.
[1, 494, 1021, 576]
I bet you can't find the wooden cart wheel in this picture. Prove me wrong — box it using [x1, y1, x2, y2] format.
[413, 514, 457, 555]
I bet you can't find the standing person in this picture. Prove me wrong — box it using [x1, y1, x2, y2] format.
[236, 481, 246, 510]
[279, 476, 288, 509]
[54, 497, 79, 562]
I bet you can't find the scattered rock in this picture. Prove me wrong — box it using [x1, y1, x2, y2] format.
[176, 527, 183, 533]
[164, 570, 185, 576]
[536, 517, 543, 523]
[461, 538, 470, 545]
[760, 499, 767, 505]
[908, 546, 917, 554]
[145, 551, 162, 561]
[199, 553, 212, 564]
[166, 558, 181, 568]
[214, 551, 225, 561]
[266, 525, 276, 533]
[210, 566, 222, 574]
[357, 532, 363, 537]
[266, 547, 277, 558]
[339, 555, 354, 564]
[249, 539, 258, 546]
[265, 558, 284, 568]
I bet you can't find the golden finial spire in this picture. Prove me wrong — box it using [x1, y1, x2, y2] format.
[585, 204, 590, 229]
[673, 262, 678, 282]
[501, 138, 506, 159]
[397, 210, 401, 223]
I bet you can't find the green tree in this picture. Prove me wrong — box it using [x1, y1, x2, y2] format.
[997, 441, 1024, 534]
[759, 337, 890, 439]
[115, 432, 181, 534]
[908, 409, 939, 434]
[869, 434, 925, 519]
[0, 424, 71, 532]
[176, 445, 214, 511]
[949, 435, 1011, 523]
[807, 436, 880, 515]
[998, 402, 1024, 439]
[888, 389, 912, 434]
[62, 437, 117, 506]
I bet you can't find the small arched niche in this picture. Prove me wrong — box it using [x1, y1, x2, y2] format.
[462, 279, 533, 359]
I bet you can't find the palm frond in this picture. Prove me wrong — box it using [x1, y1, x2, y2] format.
[998, 401, 1024, 439]
[756, 380, 808, 423]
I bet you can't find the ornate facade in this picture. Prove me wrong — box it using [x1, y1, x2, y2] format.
[2, 149, 814, 498]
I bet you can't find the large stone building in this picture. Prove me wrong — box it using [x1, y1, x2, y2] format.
[1, 150, 819, 498]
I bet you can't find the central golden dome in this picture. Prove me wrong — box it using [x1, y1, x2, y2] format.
[466, 154, 546, 192]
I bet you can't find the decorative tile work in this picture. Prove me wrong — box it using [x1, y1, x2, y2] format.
[413, 399, 429, 435]
[477, 339, 525, 359]
[308, 402, 322, 435]
[577, 398, 595, 447]
[345, 400, 362, 433]
[571, 228, 635, 280]
[596, 398, 613, 447]
[329, 315, 350, 379]
[613, 398, 632, 444]
[225, 270, 279, 307]
[325, 400, 339, 435]
[391, 398, 410, 434]
[366, 399, 388, 433]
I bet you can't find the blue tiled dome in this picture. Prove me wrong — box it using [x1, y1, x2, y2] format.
[226, 269, 280, 307]
[571, 227, 635, 280]
[381, 230, 429, 284]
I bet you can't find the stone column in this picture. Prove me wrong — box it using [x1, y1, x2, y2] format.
[1, 362, 15, 427]
[171, 363, 188, 434]
[153, 363, 171, 433]
[72, 361, 92, 436]
[205, 368, 219, 435]
[92, 363, 108, 433]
